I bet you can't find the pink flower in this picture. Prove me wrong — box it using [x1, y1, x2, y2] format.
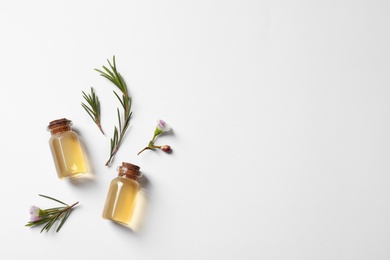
[29, 206, 41, 222]
[157, 119, 171, 132]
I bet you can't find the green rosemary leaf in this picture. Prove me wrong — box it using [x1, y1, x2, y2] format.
[96, 56, 133, 166]
[113, 127, 119, 144]
[83, 94, 95, 108]
[40, 208, 65, 217]
[81, 103, 95, 118]
[56, 210, 71, 232]
[113, 90, 124, 107]
[94, 68, 106, 77]
[96, 98, 101, 118]
[117, 108, 122, 130]
[117, 75, 127, 92]
[96, 71, 115, 85]
[38, 194, 67, 206]
[44, 212, 62, 232]
[40, 220, 52, 233]
[102, 74, 116, 85]
[26, 217, 51, 227]
[44, 206, 66, 211]
[123, 114, 131, 132]
[100, 65, 118, 84]
[102, 65, 115, 78]
[81, 87, 104, 135]
[81, 91, 90, 102]
[110, 135, 115, 151]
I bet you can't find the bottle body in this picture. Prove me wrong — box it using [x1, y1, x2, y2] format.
[47, 119, 87, 179]
[102, 162, 141, 227]
[102, 177, 140, 225]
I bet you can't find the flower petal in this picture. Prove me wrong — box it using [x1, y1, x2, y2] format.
[157, 119, 170, 132]
[29, 206, 39, 215]
[30, 215, 40, 222]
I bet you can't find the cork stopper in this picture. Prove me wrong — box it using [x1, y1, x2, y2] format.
[47, 118, 72, 135]
[117, 162, 141, 180]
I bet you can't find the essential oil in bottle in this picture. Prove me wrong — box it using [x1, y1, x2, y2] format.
[102, 162, 141, 226]
[47, 118, 87, 179]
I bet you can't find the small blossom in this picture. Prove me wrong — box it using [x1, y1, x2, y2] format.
[29, 206, 41, 222]
[157, 119, 171, 132]
[138, 119, 173, 155]
[161, 145, 171, 153]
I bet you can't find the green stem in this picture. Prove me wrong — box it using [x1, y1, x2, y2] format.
[53, 202, 79, 218]
[106, 147, 118, 166]
[137, 147, 150, 155]
[137, 145, 161, 155]
[97, 122, 105, 135]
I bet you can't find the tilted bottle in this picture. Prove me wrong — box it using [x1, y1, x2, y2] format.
[47, 118, 87, 179]
[102, 162, 141, 226]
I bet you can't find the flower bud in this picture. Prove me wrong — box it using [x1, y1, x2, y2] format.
[161, 145, 171, 153]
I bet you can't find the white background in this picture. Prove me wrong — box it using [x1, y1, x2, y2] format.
[0, 0, 389, 259]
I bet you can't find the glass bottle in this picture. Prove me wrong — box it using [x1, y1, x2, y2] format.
[102, 162, 141, 226]
[47, 118, 87, 179]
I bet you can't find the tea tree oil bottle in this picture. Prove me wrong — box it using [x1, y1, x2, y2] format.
[102, 162, 141, 226]
[47, 118, 87, 179]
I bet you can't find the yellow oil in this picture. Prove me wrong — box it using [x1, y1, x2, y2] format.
[102, 177, 140, 226]
[49, 131, 87, 179]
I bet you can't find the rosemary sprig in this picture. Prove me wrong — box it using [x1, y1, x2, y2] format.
[95, 56, 132, 166]
[26, 194, 79, 233]
[81, 87, 104, 135]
